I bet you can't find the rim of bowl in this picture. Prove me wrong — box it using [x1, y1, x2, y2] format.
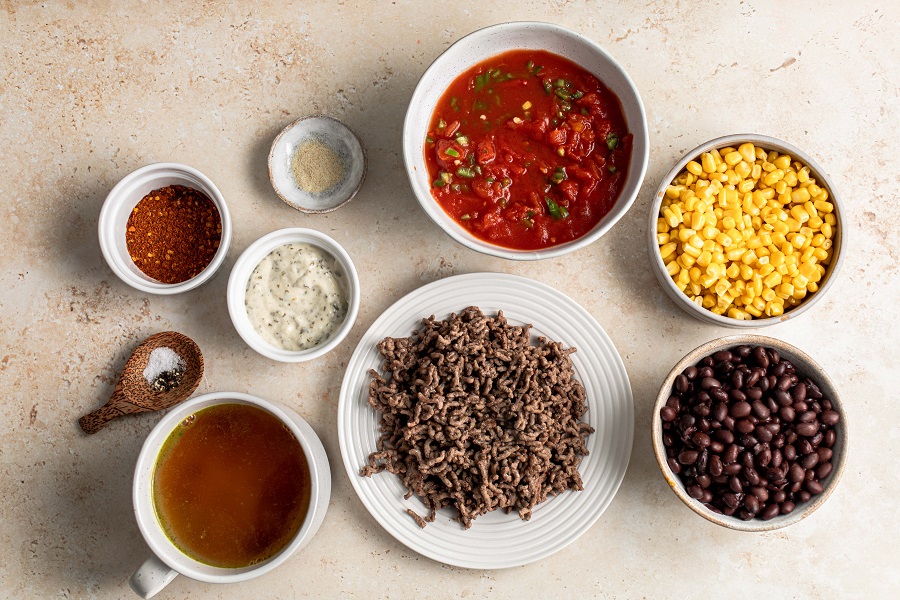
[98, 162, 233, 295]
[651, 334, 848, 531]
[132, 392, 325, 583]
[267, 114, 367, 214]
[647, 133, 846, 327]
[402, 21, 649, 261]
[226, 227, 360, 362]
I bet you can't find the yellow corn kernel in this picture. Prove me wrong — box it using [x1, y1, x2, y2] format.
[774, 155, 792, 170]
[764, 271, 782, 288]
[797, 167, 810, 183]
[792, 287, 807, 301]
[689, 266, 703, 282]
[793, 274, 810, 289]
[725, 262, 740, 279]
[714, 279, 732, 296]
[732, 279, 746, 295]
[783, 170, 798, 187]
[789, 233, 807, 249]
[735, 162, 752, 181]
[682, 243, 701, 258]
[657, 233, 670, 245]
[702, 294, 716, 308]
[801, 246, 816, 263]
[799, 262, 817, 280]
[808, 215, 823, 229]
[678, 228, 695, 242]
[762, 287, 776, 301]
[738, 143, 755, 163]
[683, 252, 702, 269]
[740, 250, 758, 265]
[666, 260, 680, 276]
[657, 218, 670, 233]
[677, 268, 690, 285]
[824, 213, 836, 226]
[740, 263, 754, 280]
[807, 281, 819, 293]
[686, 160, 703, 176]
[744, 305, 763, 317]
[702, 239, 716, 252]
[765, 302, 784, 317]
[696, 251, 712, 268]
[813, 247, 829, 261]
[724, 151, 742, 166]
[791, 187, 811, 204]
[689, 235, 704, 249]
[666, 185, 684, 199]
[701, 152, 716, 173]
[774, 180, 788, 195]
[689, 282, 703, 296]
[785, 217, 802, 232]
[727, 307, 748, 320]
[814, 200, 834, 213]
[751, 163, 762, 180]
[758, 263, 775, 277]
[700, 273, 718, 288]
[659, 242, 677, 259]
[691, 212, 705, 230]
[779, 282, 795, 296]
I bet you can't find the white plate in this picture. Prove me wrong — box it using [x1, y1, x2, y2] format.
[338, 272, 634, 569]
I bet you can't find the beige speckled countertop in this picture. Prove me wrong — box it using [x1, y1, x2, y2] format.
[2, 1, 898, 598]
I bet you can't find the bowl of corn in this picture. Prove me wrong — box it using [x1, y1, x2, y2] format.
[648, 134, 844, 327]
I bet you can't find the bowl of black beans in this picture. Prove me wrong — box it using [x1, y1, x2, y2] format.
[652, 336, 847, 531]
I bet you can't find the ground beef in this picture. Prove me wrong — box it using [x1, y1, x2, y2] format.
[360, 306, 595, 529]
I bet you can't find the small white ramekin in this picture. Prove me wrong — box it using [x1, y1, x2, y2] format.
[226, 228, 360, 362]
[98, 163, 232, 295]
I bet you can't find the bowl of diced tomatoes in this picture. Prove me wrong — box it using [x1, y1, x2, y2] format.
[403, 22, 649, 260]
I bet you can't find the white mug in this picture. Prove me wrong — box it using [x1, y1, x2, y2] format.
[129, 392, 331, 598]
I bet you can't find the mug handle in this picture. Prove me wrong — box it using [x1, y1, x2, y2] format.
[129, 555, 178, 598]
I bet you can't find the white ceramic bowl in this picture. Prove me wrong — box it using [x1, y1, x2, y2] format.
[648, 134, 845, 327]
[130, 392, 331, 598]
[402, 21, 649, 261]
[652, 335, 847, 532]
[268, 115, 367, 213]
[98, 163, 232, 295]
[226, 228, 360, 362]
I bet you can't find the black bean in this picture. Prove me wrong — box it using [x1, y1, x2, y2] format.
[755, 426, 773, 443]
[744, 494, 760, 514]
[780, 501, 795, 515]
[711, 388, 728, 402]
[701, 377, 722, 390]
[736, 419, 755, 434]
[772, 490, 787, 503]
[772, 362, 787, 377]
[746, 387, 763, 401]
[709, 441, 724, 454]
[773, 389, 792, 406]
[680, 414, 696, 429]
[744, 466, 761, 486]
[754, 346, 770, 369]
[722, 416, 736, 431]
[810, 432, 824, 447]
[700, 489, 713, 503]
[817, 447, 833, 462]
[692, 431, 711, 448]
[793, 401, 808, 413]
[729, 476, 743, 493]
[824, 430, 836, 448]
[779, 406, 796, 422]
[684, 366, 699, 380]
[752, 401, 770, 419]
[699, 366, 714, 378]
[688, 484, 703, 499]
[758, 376, 770, 392]
[770, 448, 783, 469]
[731, 370, 744, 389]
[755, 448, 772, 468]
[712, 403, 728, 422]
[660, 406, 677, 422]
[792, 382, 807, 403]
[678, 450, 699, 465]
[821, 410, 840, 425]
[760, 503, 780, 520]
[729, 389, 747, 402]
[709, 455, 723, 476]
[667, 457, 681, 474]
[807, 383, 823, 399]
[736, 345, 752, 358]
[694, 404, 711, 417]
[798, 490, 812, 503]
[798, 410, 817, 423]
[750, 486, 769, 502]
[795, 422, 819, 437]
[675, 374, 689, 393]
[746, 370, 761, 387]
[666, 396, 681, 410]
[724, 463, 742, 475]
[805, 480, 824, 495]
[723, 493, 741, 509]
[777, 376, 792, 391]
[788, 463, 805, 483]
[730, 401, 751, 418]
[713, 429, 734, 445]
[816, 462, 833, 479]
[800, 453, 819, 469]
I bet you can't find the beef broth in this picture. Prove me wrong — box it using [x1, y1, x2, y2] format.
[153, 403, 311, 568]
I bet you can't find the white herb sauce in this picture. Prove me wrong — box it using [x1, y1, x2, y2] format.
[245, 242, 348, 351]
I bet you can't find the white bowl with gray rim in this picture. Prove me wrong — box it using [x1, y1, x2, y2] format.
[268, 115, 367, 214]
[648, 133, 845, 327]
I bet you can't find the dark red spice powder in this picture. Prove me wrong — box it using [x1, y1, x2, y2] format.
[126, 185, 222, 284]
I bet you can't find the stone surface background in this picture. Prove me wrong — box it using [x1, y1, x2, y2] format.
[1, 1, 897, 598]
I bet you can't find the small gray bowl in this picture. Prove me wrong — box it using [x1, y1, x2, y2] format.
[648, 134, 845, 327]
[652, 335, 847, 531]
[268, 115, 366, 214]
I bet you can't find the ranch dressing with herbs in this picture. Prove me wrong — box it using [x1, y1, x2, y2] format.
[245, 243, 348, 351]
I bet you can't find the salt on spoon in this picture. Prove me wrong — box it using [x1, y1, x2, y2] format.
[79, 331, 203, 435]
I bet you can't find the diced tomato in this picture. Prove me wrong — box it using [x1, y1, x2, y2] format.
[547, 128, 567, 146]
[435, 139, 466, 170]
[558, 180, 579, 203]
[476, 139, 496, 165]
[525, 117, 549, 141]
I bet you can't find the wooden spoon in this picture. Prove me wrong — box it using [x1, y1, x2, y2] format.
[79, 331, 204, 435]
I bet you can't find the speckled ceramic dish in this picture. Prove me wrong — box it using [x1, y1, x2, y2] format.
[268, 115, 366, 213]
[402, 21, 649, 261]
[648, 134, 845, 327]
[652, 335, 847, 531]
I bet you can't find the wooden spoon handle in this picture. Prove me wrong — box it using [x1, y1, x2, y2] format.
[79, 389, 148, 435]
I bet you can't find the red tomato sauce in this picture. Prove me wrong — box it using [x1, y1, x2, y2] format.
[424, 49, 632, 250]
